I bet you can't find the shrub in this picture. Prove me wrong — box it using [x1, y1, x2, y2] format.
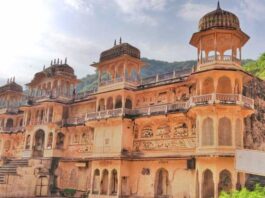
[62, 188, 76, 197]
[220, 184, 265, 198]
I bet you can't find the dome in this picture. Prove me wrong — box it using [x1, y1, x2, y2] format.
[199, 2, 240, 31]
[100, 42, 140, 62]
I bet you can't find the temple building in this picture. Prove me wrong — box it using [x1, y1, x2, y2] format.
[0, 3, 259, 198]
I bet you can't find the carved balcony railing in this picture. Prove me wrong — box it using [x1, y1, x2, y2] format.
[0, 107, 19, 114]
[77, 94, 254, 122]
[190, 93, 254, 109]
[62, 117, 85, 126]
[0, 126, 25, 133]
[200, 55, 241, 66]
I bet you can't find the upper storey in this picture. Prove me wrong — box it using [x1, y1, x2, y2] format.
[0, 78, 24, 114]
[26, 59, 79, 103]
[93, 39, 144, 93]
[190, 2, 249, 72]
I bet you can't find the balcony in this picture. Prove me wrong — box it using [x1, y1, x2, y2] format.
[0, 126, 25, 133]
[62, 117, 85, 127]
[27, 92, 74, 104]
[62, 94, 254, 124]
[98, 77, 139, 92]
[0, 107, 19, 114]
[191, 93, 254, 109]
[198, 55, 241, 70]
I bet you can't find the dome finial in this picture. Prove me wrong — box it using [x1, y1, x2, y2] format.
[217, 0, 221, 10]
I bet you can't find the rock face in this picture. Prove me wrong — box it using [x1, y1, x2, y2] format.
[244, 78, 265, 187]
[244, 78, 265, 150]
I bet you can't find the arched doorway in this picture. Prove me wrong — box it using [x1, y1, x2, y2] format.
[154, 168, 170, 196]
[101, 169, 109, 195]
[218, 169, 232, 195]
[33, 130, 45, 157]
[202, 169, 214, 198]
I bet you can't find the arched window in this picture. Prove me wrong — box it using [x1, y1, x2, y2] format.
[217, 76, 232, 93]
[125, 97, 133, 109]
[6, 118, 13, 128]
[98, 98, 105, 111]
[25, 135, 31, 149]
[202, 169, 214, 198]
[101, 169, 109, 195]
[202, 78, 214, 94]
[56, 132, 65, 149]
[218, 117, 232, 146]
[218, 169, 232, 195]
[81, 132, 89, 144]
[202, 117, 214, 146]
[92, 169, 100, 194]
[47, 132, 53, 149]
[19, 119, 23, 127]
[72, 134, 79, 144]
[115, 95, 122, 109]
[154, 168, 170, 196]
[48, 107, 53, 122]
[110, 169, 118, 195]
[106, 97, 113, 110]
[235, 119, 242, 148]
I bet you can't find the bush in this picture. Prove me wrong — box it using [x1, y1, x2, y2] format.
[220, 184, 265, 198]
[62, 188, 76, 197]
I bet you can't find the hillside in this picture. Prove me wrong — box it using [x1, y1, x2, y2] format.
[77, 57, 258, 92]
[77, 58, 197, 92]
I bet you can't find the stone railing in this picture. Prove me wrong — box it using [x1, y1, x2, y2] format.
[65, 94, 254, 123]
[62, 117, 85, 126]
[190, 93, 254, 109]
[0, 126, 25, 133]
[200, 55, 241, 65]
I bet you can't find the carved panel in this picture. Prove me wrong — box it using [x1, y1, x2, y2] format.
[134, 138, 195, 151]
[141, 126, 153, 138]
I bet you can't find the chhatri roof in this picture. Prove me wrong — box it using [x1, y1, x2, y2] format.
[99, 40, 140, 62]
[0, 80, 23, 93]
[27, 59, 76, 86]
[198, 1, 240, 31]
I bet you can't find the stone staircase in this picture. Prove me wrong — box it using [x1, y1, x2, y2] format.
[0, 158, 29, 184]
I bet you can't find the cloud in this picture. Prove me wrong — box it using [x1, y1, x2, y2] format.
[64, 0, 94, 14]
[177, 1, 214, 21]
[237, 0, 265, 21]
[114, 0, 168, 25]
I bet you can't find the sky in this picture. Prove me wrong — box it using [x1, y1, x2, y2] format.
[0, 0, 265, 86]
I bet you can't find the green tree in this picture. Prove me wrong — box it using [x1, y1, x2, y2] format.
[244, 53, 265, 79]
[220, 184, 265, 198]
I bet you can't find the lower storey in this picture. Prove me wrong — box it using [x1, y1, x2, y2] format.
[0, 156, 244, 198]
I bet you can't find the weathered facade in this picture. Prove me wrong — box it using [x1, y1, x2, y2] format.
[0, 3, 259, 198]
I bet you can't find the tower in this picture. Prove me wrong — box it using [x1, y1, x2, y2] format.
[189, 2, 254, 198]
